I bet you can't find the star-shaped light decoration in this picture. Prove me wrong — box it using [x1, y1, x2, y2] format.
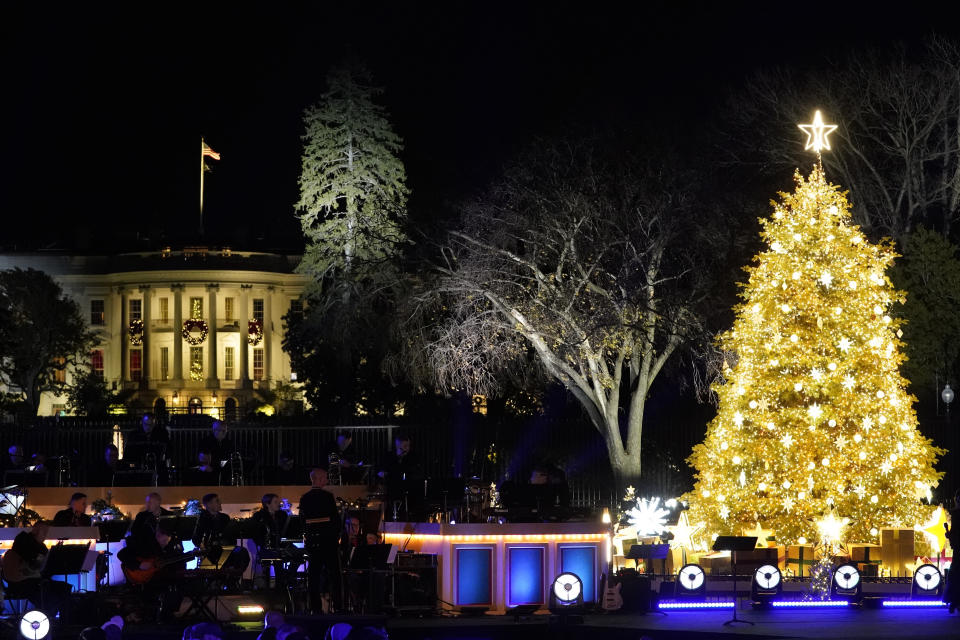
[719, 505, 731, 520]
[853, 484, 866, 499]
[811, 368, 824, 382]
[817, 511, 851, 548]
[626, 497, 670, 536]
[781, 433, 795, 448]
[880, 460, 893, 475]
[834, 434, 848, 450]
[819, 270, 833, 288]
[838, 337, 852, 353]
[842, 375, 856, 391]
[667, 511, 704, 551]
[798, 110, 838, 153]
[808, 403, 823, 420]
[743, 522, 775, 548]
[919, 506, 949, 553]
[783, 497, 795, 512]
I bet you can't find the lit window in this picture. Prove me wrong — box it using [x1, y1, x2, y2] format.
[160, 347, 169, 381]
[190, 347, 204, 381]
[130, 349, 142, 382]
[52, 357, 66, 384]
[90, 300, 105, 326]
[289, 298, 303, 320]
[224, 347, 235, 380]
[159, 297, 169, 322]
[225, 297, 235, 322]
[91, 349, 105, 379]
[253, 299, 264, 323]
[190, 297, 203, 319]
[129, 299, 142, 322]
[253, 348, 264, 380]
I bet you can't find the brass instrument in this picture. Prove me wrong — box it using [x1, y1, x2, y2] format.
[327, 452, 341, 486]
[228, 451, 244, 486]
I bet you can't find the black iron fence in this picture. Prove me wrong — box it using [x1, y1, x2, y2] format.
[0, 412, 709, 507]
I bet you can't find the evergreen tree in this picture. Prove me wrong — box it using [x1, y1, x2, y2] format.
[684, 167, 944, 545]
[296, 61, 408, 292]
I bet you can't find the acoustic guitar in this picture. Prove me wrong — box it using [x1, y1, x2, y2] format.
[122, 548, 205, 585]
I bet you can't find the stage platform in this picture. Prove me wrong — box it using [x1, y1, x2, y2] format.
[38, 607, 960, 640]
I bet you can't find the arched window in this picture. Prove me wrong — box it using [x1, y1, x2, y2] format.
[188, 397, 203, 415]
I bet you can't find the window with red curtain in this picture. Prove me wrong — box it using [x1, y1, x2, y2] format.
[130, 349, 142, 381]
[91, 350, 104, 379]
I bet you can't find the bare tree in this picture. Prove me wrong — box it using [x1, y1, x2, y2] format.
[419, 140, 718, 485]
[724, 37, 960, 239]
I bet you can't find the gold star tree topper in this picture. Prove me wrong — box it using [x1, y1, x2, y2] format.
[798, 110, 838, 153]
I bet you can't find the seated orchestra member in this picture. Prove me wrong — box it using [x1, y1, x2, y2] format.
[377, 431, 425, 521]
[192, 493, 250, 573]
[340, 515, 363, 561]
[118, 493, 184, 621]
[251, 493, 289, 551]
[125, 413, 169, 482]
[5, 444, 27, 473]
[182, 450, 219, 486]
[199, 421, 237, 483]
[300, 467, 342, 613]
[3, 522, 72, 619]
[52, 492, 92, 526]
[269, 452, 305, 485]
[87, 444, 121, 486]
[323, 431, 360, 480]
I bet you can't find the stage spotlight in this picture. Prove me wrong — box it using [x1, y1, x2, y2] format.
[550, 572, 583, 609]
[751, 564, 782, 604]
[236, 604, 265, 617]
[19, 610, 50, 640]
[912, 564, 943, 598]
[676, 563, 706, 598]
[831, 563, 862, 602]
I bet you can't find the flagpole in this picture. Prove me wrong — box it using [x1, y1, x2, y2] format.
[200, 136, 205, 237]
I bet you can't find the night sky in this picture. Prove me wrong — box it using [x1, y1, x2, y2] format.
[1, 3, 953, 252]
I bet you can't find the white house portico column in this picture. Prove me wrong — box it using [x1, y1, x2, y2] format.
[238, 285, 250, 388]
[172, 284, 184, 384]
[139, 285, 151, 389]
[207, 284, 219, 389]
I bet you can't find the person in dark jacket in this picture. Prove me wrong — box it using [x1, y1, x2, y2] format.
[5, 522, 72, 618]
[299, 467, 342, 612]
[377, 431, 425, 521]
[52, 492, 92, 526]
[251, 493, 289, 550]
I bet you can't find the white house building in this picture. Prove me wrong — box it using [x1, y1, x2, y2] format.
[0, 248, 309, 417]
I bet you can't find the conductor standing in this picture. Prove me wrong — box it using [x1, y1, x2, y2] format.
[299, 467, 341, 613]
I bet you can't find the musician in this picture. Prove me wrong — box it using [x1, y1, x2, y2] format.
[269, 452, 305, 485]
[182, 450, 219, 486]
[124, 493, 165, 560]
[323, 431, 358, 468]
[199, 421, 237, 482]
[251, 493, 289, 550]
[339, 515, 363, 561]
[5, 444, 26, 473]
[3, 522, 72, 619]
[126, 413, 169, 482]
[53, 492, 92, 526]
[192, 493, 230, 549]
[87, 444, 121, 486]
[299, 467, 342, 613]
[377, 431, 425, 521]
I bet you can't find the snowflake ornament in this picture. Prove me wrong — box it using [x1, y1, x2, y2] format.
[626, 497, 670, 536]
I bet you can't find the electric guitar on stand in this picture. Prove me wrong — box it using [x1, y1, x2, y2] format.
[601, 572, 623, 611]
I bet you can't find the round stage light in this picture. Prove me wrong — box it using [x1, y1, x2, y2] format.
[833, 564, 860, 590]
[20, 610, 50, 640]
[552, 572, 583, 604]
[914, 564, 942, 592]
[754, 564, 781, 590]
[678, 563, 706, 592]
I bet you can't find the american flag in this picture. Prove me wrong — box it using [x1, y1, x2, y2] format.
[202, 141, 221, 161]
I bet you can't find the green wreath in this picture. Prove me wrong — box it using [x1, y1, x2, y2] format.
[182, 318, 208, 345]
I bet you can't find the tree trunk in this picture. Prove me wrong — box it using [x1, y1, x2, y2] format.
[595, 409, 642, 500]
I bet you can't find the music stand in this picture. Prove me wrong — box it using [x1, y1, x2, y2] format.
[98, 520, 131, 587]
[712, 536, 757, 626]
[43, 543, 91, 591]
[625, 543, 669, 575]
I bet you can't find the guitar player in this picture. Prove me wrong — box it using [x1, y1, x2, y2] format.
[118, 493, 183, 621]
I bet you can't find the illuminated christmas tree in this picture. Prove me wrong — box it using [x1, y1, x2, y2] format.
[684, 113, 944, 546]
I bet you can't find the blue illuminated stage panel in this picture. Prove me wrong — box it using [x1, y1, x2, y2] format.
[507, 546, 544, 606]
[456, 547, 493, 606]
[560, 545, 596, 603]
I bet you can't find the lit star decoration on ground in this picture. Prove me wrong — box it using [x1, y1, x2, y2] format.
[919, 506, 949, 553]
[626, 497, 670, 536]
[667, 512, 704, 551]
[798, 110, 838, 153]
